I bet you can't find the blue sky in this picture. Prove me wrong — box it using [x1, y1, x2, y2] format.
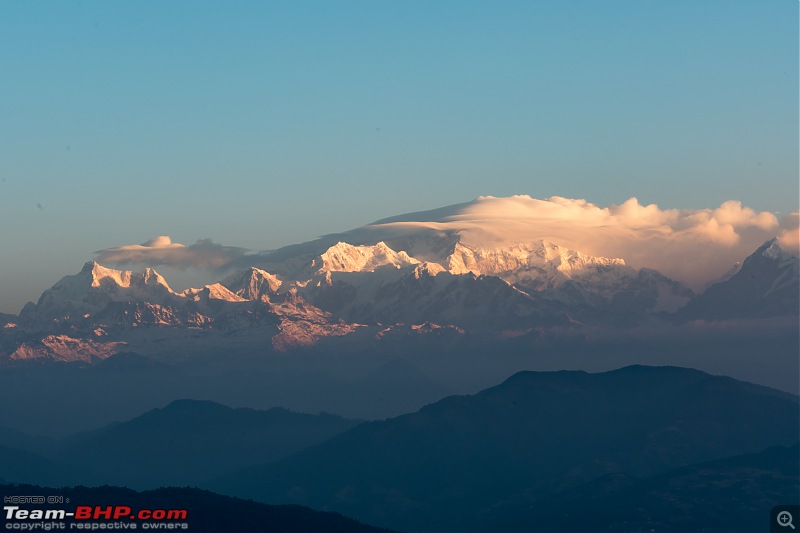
[0, 0, 797, 313]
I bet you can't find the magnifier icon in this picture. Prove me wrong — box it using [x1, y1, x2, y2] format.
[778, 511, 795, 529]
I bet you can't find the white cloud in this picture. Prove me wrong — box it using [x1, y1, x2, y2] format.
[95, 236, 247, 270]
[92, 198, 793, 291]
[777, 212, 800, 255]
[372, 195, 787, 289]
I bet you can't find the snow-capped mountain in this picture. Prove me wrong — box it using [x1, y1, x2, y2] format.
[315, 242, 420, 274]
[222, 268, 282, 302]
[1, 198, 796, 364]
[11, 334, 123, 363]
[18, 261, 249, 331]
[22, 262, 178, 321]
[678, 238, 799, 321]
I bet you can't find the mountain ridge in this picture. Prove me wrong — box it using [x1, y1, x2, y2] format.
[1, 235, 795, 365]
[211, 364, 800, 531]
[51, 399, 361, 489]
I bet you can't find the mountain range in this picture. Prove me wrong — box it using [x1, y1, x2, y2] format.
[0, 400, 360, 489]
[1, 222, 795, 364]
[0, 366, 796, 532]
[211, 365, 799, 531]
[0, 201, 796, 436]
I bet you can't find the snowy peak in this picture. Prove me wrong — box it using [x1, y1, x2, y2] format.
[11, 335, 123, 363]
[136, 268, 172, 290]
[756, 238, 796, 264]
[304, 238, 629, 286]
[5, 227, 796, 365]
[22, 263, 183, 327]
[77, 262, 174, 296]
[412, 262, 447, 279]
[446, 240, 628, 287]
[81, 261, 133, 289]
[736, 238, 799, 287]
[314, 241, 420, 274]
[183, 283, 247, 303]
[222, 267, 283, 301]
[678, 239, 799, 320]
[28, 262, 173, 320]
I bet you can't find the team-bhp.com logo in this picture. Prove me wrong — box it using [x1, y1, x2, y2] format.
[5, 505, 189, 530]
[74, 507, 187, 521]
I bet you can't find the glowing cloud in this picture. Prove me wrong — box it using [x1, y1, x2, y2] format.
[95, 236, 247, 270]
[368, 195, 788, 289]
[777, 212, 800, 255]
[94, 197, 794, 291]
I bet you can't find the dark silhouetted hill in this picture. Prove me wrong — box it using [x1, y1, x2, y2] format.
[55, 399, 360, 488]
[506, 442, 800, 532]
[0, 483, 393, 533]
[214, 365, 800, 531]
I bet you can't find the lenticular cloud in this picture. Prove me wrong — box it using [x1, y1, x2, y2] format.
[92, 196, 797, 290]
[95, 236, 247, 270]
[370, 195, 796, 289]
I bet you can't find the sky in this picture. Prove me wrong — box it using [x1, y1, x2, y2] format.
[0, 0, 797, 313]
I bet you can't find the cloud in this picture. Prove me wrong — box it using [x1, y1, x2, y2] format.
[95, 236, 247, 270]
[92, 198, 794, 291]
[371, 195, 788, 290]
[777, 212, 800, 255]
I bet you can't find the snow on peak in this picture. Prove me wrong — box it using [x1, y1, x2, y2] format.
[352, 195, 784, 290]
[141, 267, 168, 284]
[206, 283, 247, 302]
[81, 261, 132, 288]
[183, 283, 246, 303]
[132, 268, 173, 295]
[413, 262, 446, 279]
[11, 335, 123, 362]
[222, 267, 283, 301]
[446, 240, 626, 280]
[759, 238, 794, 262]
[77, 262, 173, 293]
[28, 262, 181, 322]
[315, 241, 420, 273]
